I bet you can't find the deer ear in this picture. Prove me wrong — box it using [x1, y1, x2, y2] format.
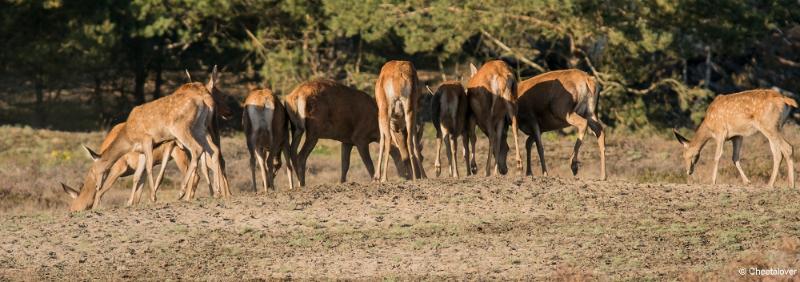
[61, 183, 79, 199]
[206, 65, 219, 91]
[425, 85, 435, 96]
[673, 128, 689, 147]
[469, 63, 478, 78]
[83, 145, 101, 161]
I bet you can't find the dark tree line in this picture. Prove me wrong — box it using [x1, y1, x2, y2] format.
[1, 0, 798, 131]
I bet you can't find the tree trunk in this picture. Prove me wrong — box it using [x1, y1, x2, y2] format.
[153, 61, 162, 99]
[134, 67, 146, 105]
[93, 76, 104, 121]
[34, 75, 46, 127]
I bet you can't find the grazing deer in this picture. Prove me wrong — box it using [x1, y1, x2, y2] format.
[427, 82, 469, 178]
[374, 60, 426, 182]
[243, 88, 295, 192]
[86, 67, 227, 203]
[61, 123, 193, 211]
[516, 69, 606, 180]
[672, 89, 796, 187]
[284, 79, 406, 186]
[465, 60, 522, 176]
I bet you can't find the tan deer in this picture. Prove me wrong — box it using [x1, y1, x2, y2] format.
[86, 67, 227, 203]
[516, 69, 606, 180]
[374, 60, 426, 181]
[465, 60, 522, 176]
[672, 89, 796, 187]
[427, 82, 469, 178]
[60, 123, 193, 211]
[243, 88, 295, 192]
[284, 79, 407, 186]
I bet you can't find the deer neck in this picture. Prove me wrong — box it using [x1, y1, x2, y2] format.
[96, 130, 134, 173]
[687, 123, 712, 156]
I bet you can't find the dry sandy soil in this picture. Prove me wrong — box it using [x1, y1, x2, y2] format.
[2, 125, 800, 280]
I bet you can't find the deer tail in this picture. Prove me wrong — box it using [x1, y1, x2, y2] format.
[783, 96, 798, 108]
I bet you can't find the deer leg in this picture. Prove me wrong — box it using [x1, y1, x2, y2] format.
[128, 154, 146, 206]
[254, 147, 268, 193]
[711, 138, 725, 185]
[206, 133, 227, 197]
[779, 137, 795, 188]
[297, 137, 318, 187]
[765, 137, 783, 188]
[142, 138, 158, 203]
[404, 111, 419, 180]
[525, 136, 534, 176]
[247, 138, 258, 192]
[353, 143, 374, 179]
[152, 142, 174, 199]
[565, 113, 588, 177]
[434, 126, 443, 177]
[265, 149, 277, 192]
[93, 163, 126, 209]
[587, 116, 606, 180]
[280, 143, 295, 190]
[507, 104, 523, 175]
[340, 143, 353, 183]
[462, 131, 472, 177]
[449, 132, 459, 178]
[731, 136, 750, 184]
[485, 126, 497, 177]
[173, 127, 204, 202]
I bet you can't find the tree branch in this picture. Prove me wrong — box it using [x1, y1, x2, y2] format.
[480, 29, 546, 73]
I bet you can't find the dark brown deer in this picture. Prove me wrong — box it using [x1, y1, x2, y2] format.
[673, 89, 796, 187]
[284, 79, 406, 186]
[516, 69, 606, 180]
[427, 81, 469, 178]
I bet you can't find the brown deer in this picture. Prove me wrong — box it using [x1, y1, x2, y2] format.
[516, 69, 606, 180]
[465, 60, 522, 176]
[86, 67, 227, 203]
[242, 88, 295, 192]
[284, 79, 407, 186]
[427, 82, 469, 178]
[374, 60, 426, 181]
[673, 89, 796, 187]
[60, 123, 193, 211]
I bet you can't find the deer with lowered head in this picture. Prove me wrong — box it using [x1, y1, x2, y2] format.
[427, 81, 469, 178]
[243, 87, 294, 192]
[374, 60, 426, 182]
[516, 69, 606, 180]
[85, 66, 228, 203]
[465, 60, 522, 176]
[673, 89, 797, 187]
[61, 123, 192, 211]
[284, 79, 408, 186]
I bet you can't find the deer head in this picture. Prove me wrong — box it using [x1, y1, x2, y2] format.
[673, 128, 701, 176]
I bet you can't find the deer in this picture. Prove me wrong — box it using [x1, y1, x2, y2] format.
[516, 69, 606, 180]
[85, 66, 227, 204]
[284, 78, 407, 186]
[242, 88, 295, 192]
[60, 123, 193, 211]
[672, 89, 796, 188]
[374, 60, 426, 182]
[426, 81, 469, 178]
[465, 60, 522, 176]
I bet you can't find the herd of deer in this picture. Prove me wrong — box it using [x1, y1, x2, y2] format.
[59, 60, 798, 212]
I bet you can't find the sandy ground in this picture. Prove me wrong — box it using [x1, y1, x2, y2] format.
[2, 125, 800, 280]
